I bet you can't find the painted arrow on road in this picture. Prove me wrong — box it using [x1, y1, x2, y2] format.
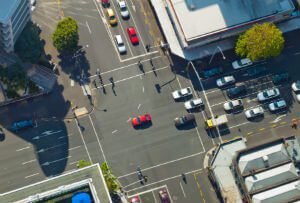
[270, 114, 287, 124]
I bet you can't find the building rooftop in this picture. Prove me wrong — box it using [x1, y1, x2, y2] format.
[245, 163, 299, 192]
[169, 0, 294, 42]
[0, 0, 20, 23]
[251, 180, 300, 203]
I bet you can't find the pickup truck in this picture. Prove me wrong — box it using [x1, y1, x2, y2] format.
[10, 120, 34, 132]
[205, 115, 228, 129]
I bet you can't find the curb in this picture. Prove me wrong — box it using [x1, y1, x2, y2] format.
[203, 146, 218, 169]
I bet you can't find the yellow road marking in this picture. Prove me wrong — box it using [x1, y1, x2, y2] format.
[259, 128, 265, 131]
[57, 0, 64, 18]
[247, 132, 253, 135]
[280, 121, 287, 125]
[193, 173, 206, 203]
[271, 124, 277, 128]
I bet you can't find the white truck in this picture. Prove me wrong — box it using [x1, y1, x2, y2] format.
[205, 115, 228, 129]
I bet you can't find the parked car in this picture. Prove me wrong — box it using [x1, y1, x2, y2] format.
[257, 88, 280, 102]
[114, 35, 126, 54]
[202, 67, 223, 79]
[10, 120, 34, 132]
[291, 81, 300, 93]
[130, 196, 141, 203]
[246, 66, 267, 77]
[216, 76, 235, 87]
[245, 107, 264, 119]
[131, 114, 152, 127]
[226, 85, 247, 98]
[101, 0, 110, 7]
[105, 8, 117, 25]
[118, 0, 129, 19]
[174, 113, 195, 127]
[184, 98, 203, 110]
[268, 99, 287, 111]
[232, 58, 252, 69]
[127, 27, 139, 44]
[172, 87, 192, 100]
[272, 72, 290, 84]
[158, 189, 171, 203]
[223, 99, 243, 111]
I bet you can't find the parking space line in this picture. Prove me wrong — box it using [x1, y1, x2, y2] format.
[69, 146, 81, 151]
[22, 159, 36, 165]
[16, 146, 30, 152]
[179, 182, 186, 198]
[86, 21, 92, 34]
[152, 191, 159, 203]
[25, 173, 39, 179]
[127, 185, 167, 198]
[227, 121, 250, 130]
[259, 128, 265, 131]
[175, 75, 182, 89]
[118, 151, 205, 179]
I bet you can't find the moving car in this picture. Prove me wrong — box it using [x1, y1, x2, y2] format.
[10, 120, 34, 132]
[130, 196, 141, 203]
[202, 67, 223, 79]
[127, 27, 139, 44]
[216, 76, 235, 87]
[158, 189, 171, 203]
[118, 1, 129, 19]
[184, 98, 203, 110]
[291, 81, 300, 92]
[131, 114, 152, 127]
[272, 72, 289, 84]
[101, 0, 110, 7]
[232, 58, 252, 69]
[226, 85, 247, 98]
[245, 107, 264, 119]
[172, 87, 192, 100]
[114, 35, 126, 54]
[268, 99, 287, 111]
[246, 66, 267, 77]
[223, 99, 243, 111]
[106, 8, 117, 25]
[174, 113, 195, 127]
[257, 88, 280, 102]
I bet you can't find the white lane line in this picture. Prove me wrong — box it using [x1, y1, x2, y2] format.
[86, 21, 91, 34]
[127, 0, 136, 12]
[69, 146, 81, 151]
[127, 117, 132, 122]
[89, 56, 161, 78]
[152, 191, 159, 203]
[89, 115, 108, 163]
[75, 119, 93, 163]
[22, 159, 36, 165]
[70, 161, 78, 165]
[142, 86, 144, 93]
[58, 133, 73, 140]
[137, 104, 141, 110]
[120, 51, 159, 63]
[176, 75, 182, 89]
[25, 173, 39, 179]
[127, 185, 167, 198]
[70, 79, 75, 87]
[195, 126, 206, 152]
[112, 130, 118, 134]
[180, 182, 186, 197]
[118, 151, 205, 179]
[42, 156, 72, 166]
[91, 66, 169, 90]
[294, 52, 300, 55]
[140, 75, 142, 79]
[227, 121, 250, 130]
[16, 146, 30, 152]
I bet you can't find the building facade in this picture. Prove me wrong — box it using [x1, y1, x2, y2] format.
[0, 0, 31, 53]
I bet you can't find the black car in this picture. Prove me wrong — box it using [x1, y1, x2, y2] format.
[272, 72, 290, 84]
[246, 66, 268, 77]
[227, 85, 247, 98]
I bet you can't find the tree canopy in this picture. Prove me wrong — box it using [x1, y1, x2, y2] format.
[100, 162, 120, 192]
[52, 17, 79, 52]
[235, 23, 285, 61]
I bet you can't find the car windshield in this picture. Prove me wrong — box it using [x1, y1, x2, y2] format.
[120, 6, 127, 11]
[118, 41, 124, 46]
[221, 77, 225, 83]
[296, 81, 300, 88]
[237, 60, 243, 66]
[131, 33, 137, 37]
[110, 16, 115, 20]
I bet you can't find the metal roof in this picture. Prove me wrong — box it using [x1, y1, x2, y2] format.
[0, 0, 21, 23]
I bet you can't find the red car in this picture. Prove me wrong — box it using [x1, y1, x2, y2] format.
[159, 189, 171, 203]
[101, 0, 109, 7]
[127, 27, 139, 44]
[131, 114, 152, 127]
[130, 196, 140, 203]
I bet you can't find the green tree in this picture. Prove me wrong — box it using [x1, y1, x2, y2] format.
[100, 162, 120, 192]
[52, 17, 79, 52]
[77, 160, 92, 168]
[14, 22, 44, 63]
[235, 23, 284, 61]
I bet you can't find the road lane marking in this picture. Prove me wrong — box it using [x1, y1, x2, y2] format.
[137, 104, 141, 110]
[70, 161, 78, 165]
[180, 182, 186, 197]
[69, 146, 81, 151]
[75, 119, 93, 163]
[127, 117, 132, 122]
[25, 173, 39, 179]
[127, 185, 167, 198]
[193, 173, 206, 203]
[175, 75, 182, 89]
[112, 130, 118, 134]
[37, 143, 67, 153]
[89, 115, 108, 163]
[118, 151, 205, 179]
[142, 86, 144, 93]
[70, 79, 74, 87]
[42, 156, 72, 166]
[22, 159, 36, 165]
[86, 21, 91, 33]
[294, 52, 300, 55]
[120, 51, 160, 63]
[16, 146, 30, 152]
[270, 114, 287, 123]
[227, 121, 250, 130]
[259, 128, 265, 131]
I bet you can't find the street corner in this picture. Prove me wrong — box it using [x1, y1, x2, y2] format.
[203, 146, 218, 168]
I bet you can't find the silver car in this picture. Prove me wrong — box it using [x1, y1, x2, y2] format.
[184, 98, 203, 110]
[232, 58, 252, 69]
[223, 99, 243, 111]
[245, 107, 264, 119]
[172, 87, 192, 100]
[268, 99, 287, 112]
[115, 35, 126, 54]
[118, 1, 129, 19]
[216, 76, 235, 87]
[257, 88, 280, 102]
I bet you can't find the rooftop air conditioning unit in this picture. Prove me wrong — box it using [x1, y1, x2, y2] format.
[263, 155, 269, 167]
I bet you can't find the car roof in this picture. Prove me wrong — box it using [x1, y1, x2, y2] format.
[128, 27, 135, 33]
[107, 8, 114, 15]
[115, 35, 123, 43]
[119, 1, 126, 7]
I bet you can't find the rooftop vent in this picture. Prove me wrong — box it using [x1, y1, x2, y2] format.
[263, 155, 269, 167]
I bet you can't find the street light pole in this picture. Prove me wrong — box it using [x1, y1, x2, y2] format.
[208, 46, 226, 65]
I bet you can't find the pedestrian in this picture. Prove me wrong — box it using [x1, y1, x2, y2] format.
[181, 173, 187, 184]
[150, 58, 153, 67]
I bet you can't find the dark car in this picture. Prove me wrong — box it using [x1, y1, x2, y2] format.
[158, 189, 171, 203]
[10, 120, 34, 132]
[201, 67, 223, 79]
[272, 72, 290, 84]
[101, 0, 110, 7]
[174, 113, 195, 127]
[226, 85, 247, 98]
[246, 66, 267, 77]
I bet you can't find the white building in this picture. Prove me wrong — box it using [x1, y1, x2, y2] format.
[0, 0, 32, 53]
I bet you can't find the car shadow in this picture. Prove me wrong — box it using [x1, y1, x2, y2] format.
[175, 122, 197, 130]
[133, 122, 153, 130]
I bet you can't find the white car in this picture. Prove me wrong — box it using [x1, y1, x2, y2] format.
[291, 81, 300, 92]
[257, 88, 280, 102]
[268, 99, 287, 111]
[172, 87, 192, 100]
[184, 98, 203, 110]
[296, 94, 300, 103]
[232, 58, 253, 69]
[216, 76, 235, 87]
[118, 1, 129, 19]
[223, 99, 243, 111]
[114, 35, 126, 54]
[245, 107, 264, 119]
